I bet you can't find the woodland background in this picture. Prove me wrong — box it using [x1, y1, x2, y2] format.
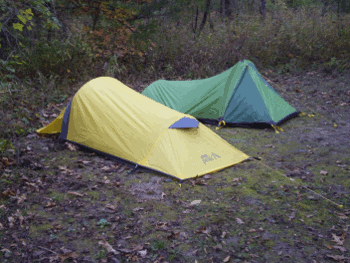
[0, 0, 350, 164]
[1, 1, 350, 262]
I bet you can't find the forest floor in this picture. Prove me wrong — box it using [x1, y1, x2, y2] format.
[0, 70, 350, 263]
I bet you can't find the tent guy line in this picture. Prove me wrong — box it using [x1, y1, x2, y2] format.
[255, 159, 343, 209]
[260, 70, 337, 129]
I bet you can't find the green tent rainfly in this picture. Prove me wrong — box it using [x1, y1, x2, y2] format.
[142, 60, 299, 129]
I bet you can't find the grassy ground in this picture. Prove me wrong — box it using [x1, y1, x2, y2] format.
[0, 70, 349, 263]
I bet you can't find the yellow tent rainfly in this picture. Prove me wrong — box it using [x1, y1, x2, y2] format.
[37, 77, 249, 180]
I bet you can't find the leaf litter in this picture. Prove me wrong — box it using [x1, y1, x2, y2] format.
[1, 72, 350, 262]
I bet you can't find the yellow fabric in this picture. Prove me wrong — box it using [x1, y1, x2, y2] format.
[36, 109, 65, 134]
[37, 77, 249, 180]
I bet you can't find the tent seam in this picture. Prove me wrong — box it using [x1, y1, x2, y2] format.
[138, 124, 174, 166]
[222, 65, 248, 120]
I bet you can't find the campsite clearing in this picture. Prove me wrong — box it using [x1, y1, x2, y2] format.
[0, 70, 349, 262]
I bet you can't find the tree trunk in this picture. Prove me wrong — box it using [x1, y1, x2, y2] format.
[260, 0, 266, 18]
[92, 1, 101, 30]
[231, 0, 237, 16]
[192, 5, 199, 35]
[199, 0, 211, 33]
[220, 0, 232, 18]
[225, 0, 232, 17]
[221, 0, 225, 21]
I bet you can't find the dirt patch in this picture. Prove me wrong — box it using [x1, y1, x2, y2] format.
[130, 177, 165, 200]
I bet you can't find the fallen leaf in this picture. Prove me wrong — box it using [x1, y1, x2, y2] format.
[196, 227, 209, 235]
[132, 245, 143, 251]
[320, 170, 328, 175]
[112, 182, 120, 187]
[221, 231, 227, 238]
[67, 191, 84, 197]
[52, 223, 63, 229]
[335, 212, 348, 219]
[213, 244, 222, 250]
[333, 246, 347, 252]
[18, 214, 24, 226]
[105, 204, 117, 211]
[179, 232, 188, 240]
[138, 249, 147, 258]
[98, 240, 120, 255]
[43, 201, 56, 208]
[331, 233, 344, 246]
[223, 255, 230, 262]
[60, 247, 72, 254]
[65, 142, 77, 151]
[77, 160, 91, 165]
[191, 200, 201, 205]
[133, 207, 144, 212]
[166, 231, 180, 240]
[58, 251, 79, 262]
[1, 248, 11, 253]
[195, 179, 208, 185]
[21, 176, 30, 182]
[1, 189, 16, 197]
[16, 194, 27, 205]
[155, 222, 169, 230]
[101, 166, 112, 172]
[248, 229, 256, 232]
[326, 254, 348, 261]
[161, 192, 166, 200]
[236, 218, 244, 224]
[288, 212, 296, 221]
[33, 250, 45, 257]
[118, 248, 132, 253]
[203, 174, 212, 179]
[8, 216, 15, 228]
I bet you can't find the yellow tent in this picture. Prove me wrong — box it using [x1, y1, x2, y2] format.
[37, 77, 249, 180]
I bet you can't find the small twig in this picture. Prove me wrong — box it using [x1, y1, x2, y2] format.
[37, 246, 58, 255]
[0, 90, 19, 94]
[38, 257, 51, 262]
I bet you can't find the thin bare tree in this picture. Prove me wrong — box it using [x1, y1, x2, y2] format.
[260, 0, 266, 18]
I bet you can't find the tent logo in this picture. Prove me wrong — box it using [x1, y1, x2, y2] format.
[201, 152, 221, 165]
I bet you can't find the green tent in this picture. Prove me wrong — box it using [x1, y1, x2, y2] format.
[142, 60, 299, 129]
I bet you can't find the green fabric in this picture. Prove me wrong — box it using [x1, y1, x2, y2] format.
[223, 67, 271, 123]
[142, 63, 245, 119]
[142, 60, 298, 126]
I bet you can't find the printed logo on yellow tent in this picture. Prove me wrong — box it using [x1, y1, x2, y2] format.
[201, 153, 221, 164]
